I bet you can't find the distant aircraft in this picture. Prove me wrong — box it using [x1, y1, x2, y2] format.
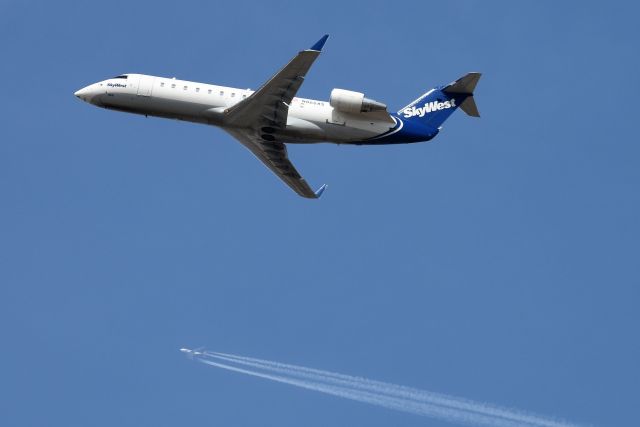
[75, 35, 481, 198]
[180, 348, 204, 359]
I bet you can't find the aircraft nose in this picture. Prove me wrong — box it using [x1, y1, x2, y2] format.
[74, 86, 89, 100]
[74, 84, 103, 104]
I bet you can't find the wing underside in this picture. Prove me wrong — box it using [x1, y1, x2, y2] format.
[225, 128, 325, 199]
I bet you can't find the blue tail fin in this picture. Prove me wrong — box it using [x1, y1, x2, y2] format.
[398, 72, 481, 130]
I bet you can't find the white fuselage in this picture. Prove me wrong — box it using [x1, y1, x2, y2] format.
[75, 74, 394, 144]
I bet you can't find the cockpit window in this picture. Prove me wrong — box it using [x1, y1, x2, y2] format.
[112, 75, 128, 79]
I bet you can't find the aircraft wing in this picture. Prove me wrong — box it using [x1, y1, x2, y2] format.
[225, 128, 327, 199]
[222, 35, 329, 198]
[223, 34, 329, 129]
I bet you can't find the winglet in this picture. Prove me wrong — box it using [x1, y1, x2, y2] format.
[309, 34, 329, 51]
[314, 184, 328, 198]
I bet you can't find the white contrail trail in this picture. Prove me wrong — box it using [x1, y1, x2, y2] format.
[196, 357, 539, 427]
[203, 351, 580, 427]
[190, 352, 584, 427]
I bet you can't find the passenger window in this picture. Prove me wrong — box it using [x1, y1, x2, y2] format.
[160, 82, 165, 87]
[208, 89, 212, 94]
[231, 93, 235, 97]
[242, 94, 246, 99]
[220, 91, 224, 96]
[171, 83, 176, 88]
[196, 87, 200, 92]
[183, 86, 188, 90]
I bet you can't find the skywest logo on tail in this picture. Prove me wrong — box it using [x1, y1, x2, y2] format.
[402, 99, 456, 118]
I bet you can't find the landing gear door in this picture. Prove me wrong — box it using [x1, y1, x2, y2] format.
[137, 75, 154, 97]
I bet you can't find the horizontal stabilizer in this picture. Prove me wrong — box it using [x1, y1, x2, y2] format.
[443, 72, 481, 117]
[443, 72, 481, 95]
[459, 96, 480, 117]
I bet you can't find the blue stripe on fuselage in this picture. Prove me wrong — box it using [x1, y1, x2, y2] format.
[354, 115, 438, 145]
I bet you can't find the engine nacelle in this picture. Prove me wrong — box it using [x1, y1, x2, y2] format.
[329, 89, 387, 114]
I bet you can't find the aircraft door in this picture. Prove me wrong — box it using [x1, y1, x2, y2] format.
[137, 75, 154, 97]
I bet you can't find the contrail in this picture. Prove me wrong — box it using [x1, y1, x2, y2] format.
[197, 358, 535, 427]
[206, 351, 573, 427]
[187, 350, 584, 427]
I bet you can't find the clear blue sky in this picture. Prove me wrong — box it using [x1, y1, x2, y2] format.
[1, 1, 638, 426]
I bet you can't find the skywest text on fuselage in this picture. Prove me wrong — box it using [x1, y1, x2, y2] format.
[402, 99, 456, 118]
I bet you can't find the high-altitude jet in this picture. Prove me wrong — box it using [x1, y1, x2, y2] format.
[75, 35, 481, 198]
[180, 348, 204, 359]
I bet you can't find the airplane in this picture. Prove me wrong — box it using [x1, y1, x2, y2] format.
[180, 347, 204, 359]
[74, 35, 481, 199]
